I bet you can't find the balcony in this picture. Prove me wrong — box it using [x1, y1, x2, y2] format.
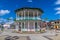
[16, 17, 41, 21]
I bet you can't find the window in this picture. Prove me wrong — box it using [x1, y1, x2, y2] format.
[29, 11, 33, 17]
[35, 22, 37, 29]
[55, 22, 56, 24]
[22, 22, 24, 29]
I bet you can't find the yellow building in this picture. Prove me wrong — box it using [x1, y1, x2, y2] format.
[51, 20, 60, 29]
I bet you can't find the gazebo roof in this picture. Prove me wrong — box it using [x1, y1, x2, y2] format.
[15, 7, 43, 13]
[50, 19, 60, 22]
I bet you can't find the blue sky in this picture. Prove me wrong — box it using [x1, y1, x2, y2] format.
[0, 0, 60, 21]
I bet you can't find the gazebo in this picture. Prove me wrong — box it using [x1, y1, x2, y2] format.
[15, 7, 43, 32]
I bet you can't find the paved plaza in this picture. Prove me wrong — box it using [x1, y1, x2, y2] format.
[0, 29, 59, 40]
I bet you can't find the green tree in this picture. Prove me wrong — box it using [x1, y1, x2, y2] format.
[44, 17, 48, 21]
[44, 17, 49, 29]
[13, 18, 16, 22]
[7, 18, 11, 22]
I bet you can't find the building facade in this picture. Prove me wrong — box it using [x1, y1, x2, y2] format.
[15, 7, 43, 32]
[50, 20, 60, 29]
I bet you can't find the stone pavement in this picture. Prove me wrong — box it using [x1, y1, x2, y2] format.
[41, 30, 56, 36]
[0, 29, 57, 40]
[29, 34, 49, 40]
[0, 33, 49, 40]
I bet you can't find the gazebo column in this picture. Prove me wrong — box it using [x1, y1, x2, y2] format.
[18, 13, 20, 20]
[20, 11, 22, 32]
[34, 22, 35, 32]
[21, 11, 23, 20]
[15, 26, 18, 31]
[28, 22, 29, 31]
[33, 11, 34, 19]
[33, 11, 35, 32]
[24, 22, 25, 31]
[18, 14, 20, 31]
[37, 11, 38, 19]
[16, 13, 18, 20]
[28, 11, 29, 31]
[17, 12, 19, 20]
[37, 21, 38, 31]
[37, 11, 38, 31]
[24, 11, 25, 31]
[21, 22, 22, 32]
[15, 22, 19, 31]
[16, 13, 20, 31]
[20, 11, 22, 20]
[15, 14, 18, 31]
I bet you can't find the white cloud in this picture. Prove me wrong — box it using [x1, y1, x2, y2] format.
[56, 11, 60, 14]
[0, 18, 14, 24]
[9, 17, 13, 20]
[55, 0, 60, 5]
[0, 18, 7, 23]
[6, 21, 14, 24]
[0, 10, 10, 16]
[28, 0, 32, 2]
[55, 0, 60, 15]
[55, 7, 60, 10]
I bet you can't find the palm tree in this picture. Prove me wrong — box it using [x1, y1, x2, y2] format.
[7, 18, 11, 22]
[44, 17, 48, 29]
[13, 18, 16, 22]
[44, 17, 48, 21]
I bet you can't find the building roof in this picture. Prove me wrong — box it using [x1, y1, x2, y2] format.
[15, 7, 43, 13]
[50, 19, 60, 22]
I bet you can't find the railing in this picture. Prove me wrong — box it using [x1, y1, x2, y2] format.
[16, 17, 41, 20]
